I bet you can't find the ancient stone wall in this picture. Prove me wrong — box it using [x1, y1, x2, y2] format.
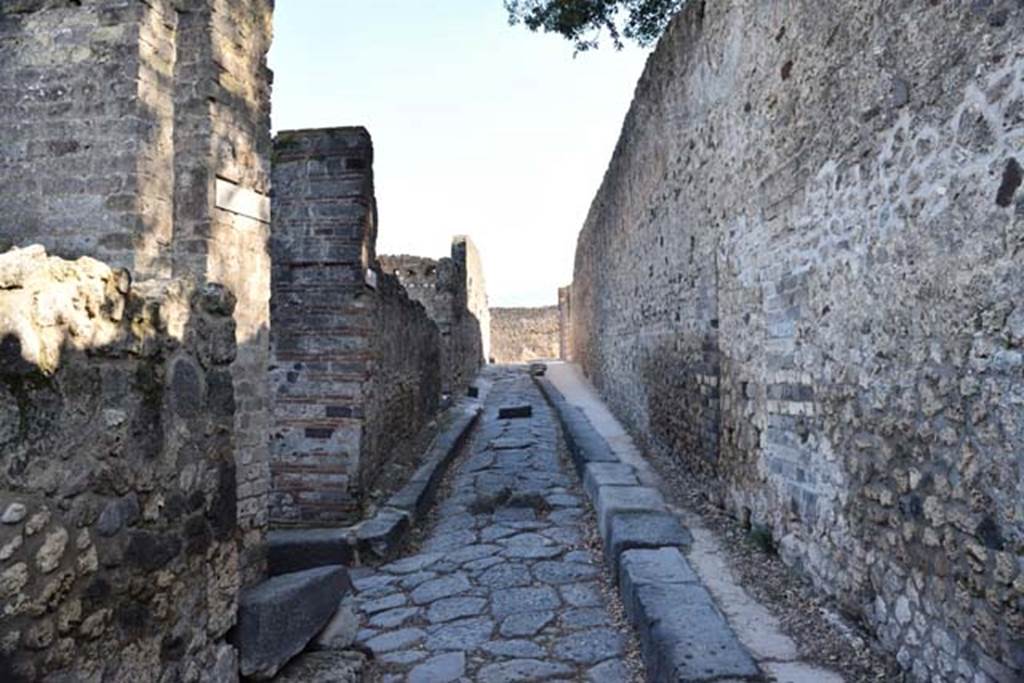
[170, 0, 274, 577]
[490, 307, 561, 363]
[569, 2, 1024, 680]
[0, 0, 177, 275]
[454, 236, 491, 369]
[0, 0, 275, 582]
[270, 128, 440, 526]
[380, 236, 487, 395]
[0, 246, 242, 682]
[557, 286, 573, 362]
[360, 272, 441, 499]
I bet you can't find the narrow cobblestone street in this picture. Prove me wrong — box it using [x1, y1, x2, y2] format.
[351, 368, 640, 682]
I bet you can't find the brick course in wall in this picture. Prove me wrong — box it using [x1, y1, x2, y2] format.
[568, 2, 1024, 680]
[490, 307, 561, 363]
[270, 128, 440, 526]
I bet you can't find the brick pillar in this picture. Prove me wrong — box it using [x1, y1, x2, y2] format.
[270, 128, 378, 525]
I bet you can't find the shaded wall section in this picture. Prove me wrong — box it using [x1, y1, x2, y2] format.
[558, 286, 573, 362]
[569, 1, 1023, 680]
[490, 307, 561, 363]
[0, 246, 242, 681]
[0, 0, 275, 582]
[270, 128, 440, 526]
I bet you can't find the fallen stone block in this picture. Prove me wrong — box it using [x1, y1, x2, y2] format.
[605, 512, 692, 569]
[619, 549, 758, 682]
[594, 485, 667, 539]
[583, 462, 640, 501]
[529, 362, 547, 376]
[237, 565, 353, 679]
[267, 528, 356, 576]
[498, 405, 532, 419]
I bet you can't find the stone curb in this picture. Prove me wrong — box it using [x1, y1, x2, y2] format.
[267, 401, 482, 575]
[533, 376, 761, 683]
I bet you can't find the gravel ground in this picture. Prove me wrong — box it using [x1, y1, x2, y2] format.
[648, 449, 903, 682]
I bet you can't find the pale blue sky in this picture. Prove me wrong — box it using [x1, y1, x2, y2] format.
[269, 1, 650, 306]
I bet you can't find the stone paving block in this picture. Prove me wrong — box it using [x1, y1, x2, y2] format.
[482, 639, 547, 658]
[500, 610, 556, 637]
[594, 485, 667, 539]
[364, 627, 426, 653]
[266, 528, 356, 576]
[605, 512, 693, 569]
[477, 659, 574, 681]
[407, 652, 466, 683]
[491, 585, 561, 618]
[424, 616, 495, 650]
[583, 462, 640, 500]
[237, 565, 352, 679]
[426, 596, 488, 623]
[587, 658, 632, 682]
[553, 627, 625, 664]
[411, 572, 471, 604]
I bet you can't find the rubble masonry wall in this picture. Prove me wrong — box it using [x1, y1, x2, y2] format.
[569, 2, 1023, 679]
